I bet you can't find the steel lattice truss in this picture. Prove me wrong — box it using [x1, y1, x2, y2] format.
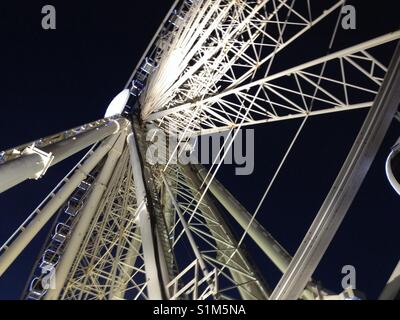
[162, 165, 269, 300]
[149, 40, 390, 135]
[0, 0, 399, 301]
[142, 0, 396, 139]
[60, 150, 147, 300]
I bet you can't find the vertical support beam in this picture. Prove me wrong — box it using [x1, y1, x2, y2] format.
[270, 43, 400, 300]
[127, 131, 166, 300]
[44, 131, 127, 300]
[0, 134, 120, 278]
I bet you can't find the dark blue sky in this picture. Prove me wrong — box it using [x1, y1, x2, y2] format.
[0, 1, 399, 300]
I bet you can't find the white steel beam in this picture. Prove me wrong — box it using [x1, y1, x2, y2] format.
[161, 173, 212, 283]
[0, 133, 122, 278]
[127, 131, 166, 300]
[44, 131, 128, 300]
[0, 118, 126, 193]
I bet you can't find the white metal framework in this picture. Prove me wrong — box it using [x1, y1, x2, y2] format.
[0, 0, 399, 300]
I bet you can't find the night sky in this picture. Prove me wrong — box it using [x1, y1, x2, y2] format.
[0, 1, 399, 300]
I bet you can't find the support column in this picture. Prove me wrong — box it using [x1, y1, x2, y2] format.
[395, 111, 400, 123]
[127, 131, 166, 300]
[193, 164, 292, 273]
[44, 131, 127, 300]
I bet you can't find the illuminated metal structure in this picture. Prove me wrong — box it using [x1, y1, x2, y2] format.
[0, 0, 399, 300]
